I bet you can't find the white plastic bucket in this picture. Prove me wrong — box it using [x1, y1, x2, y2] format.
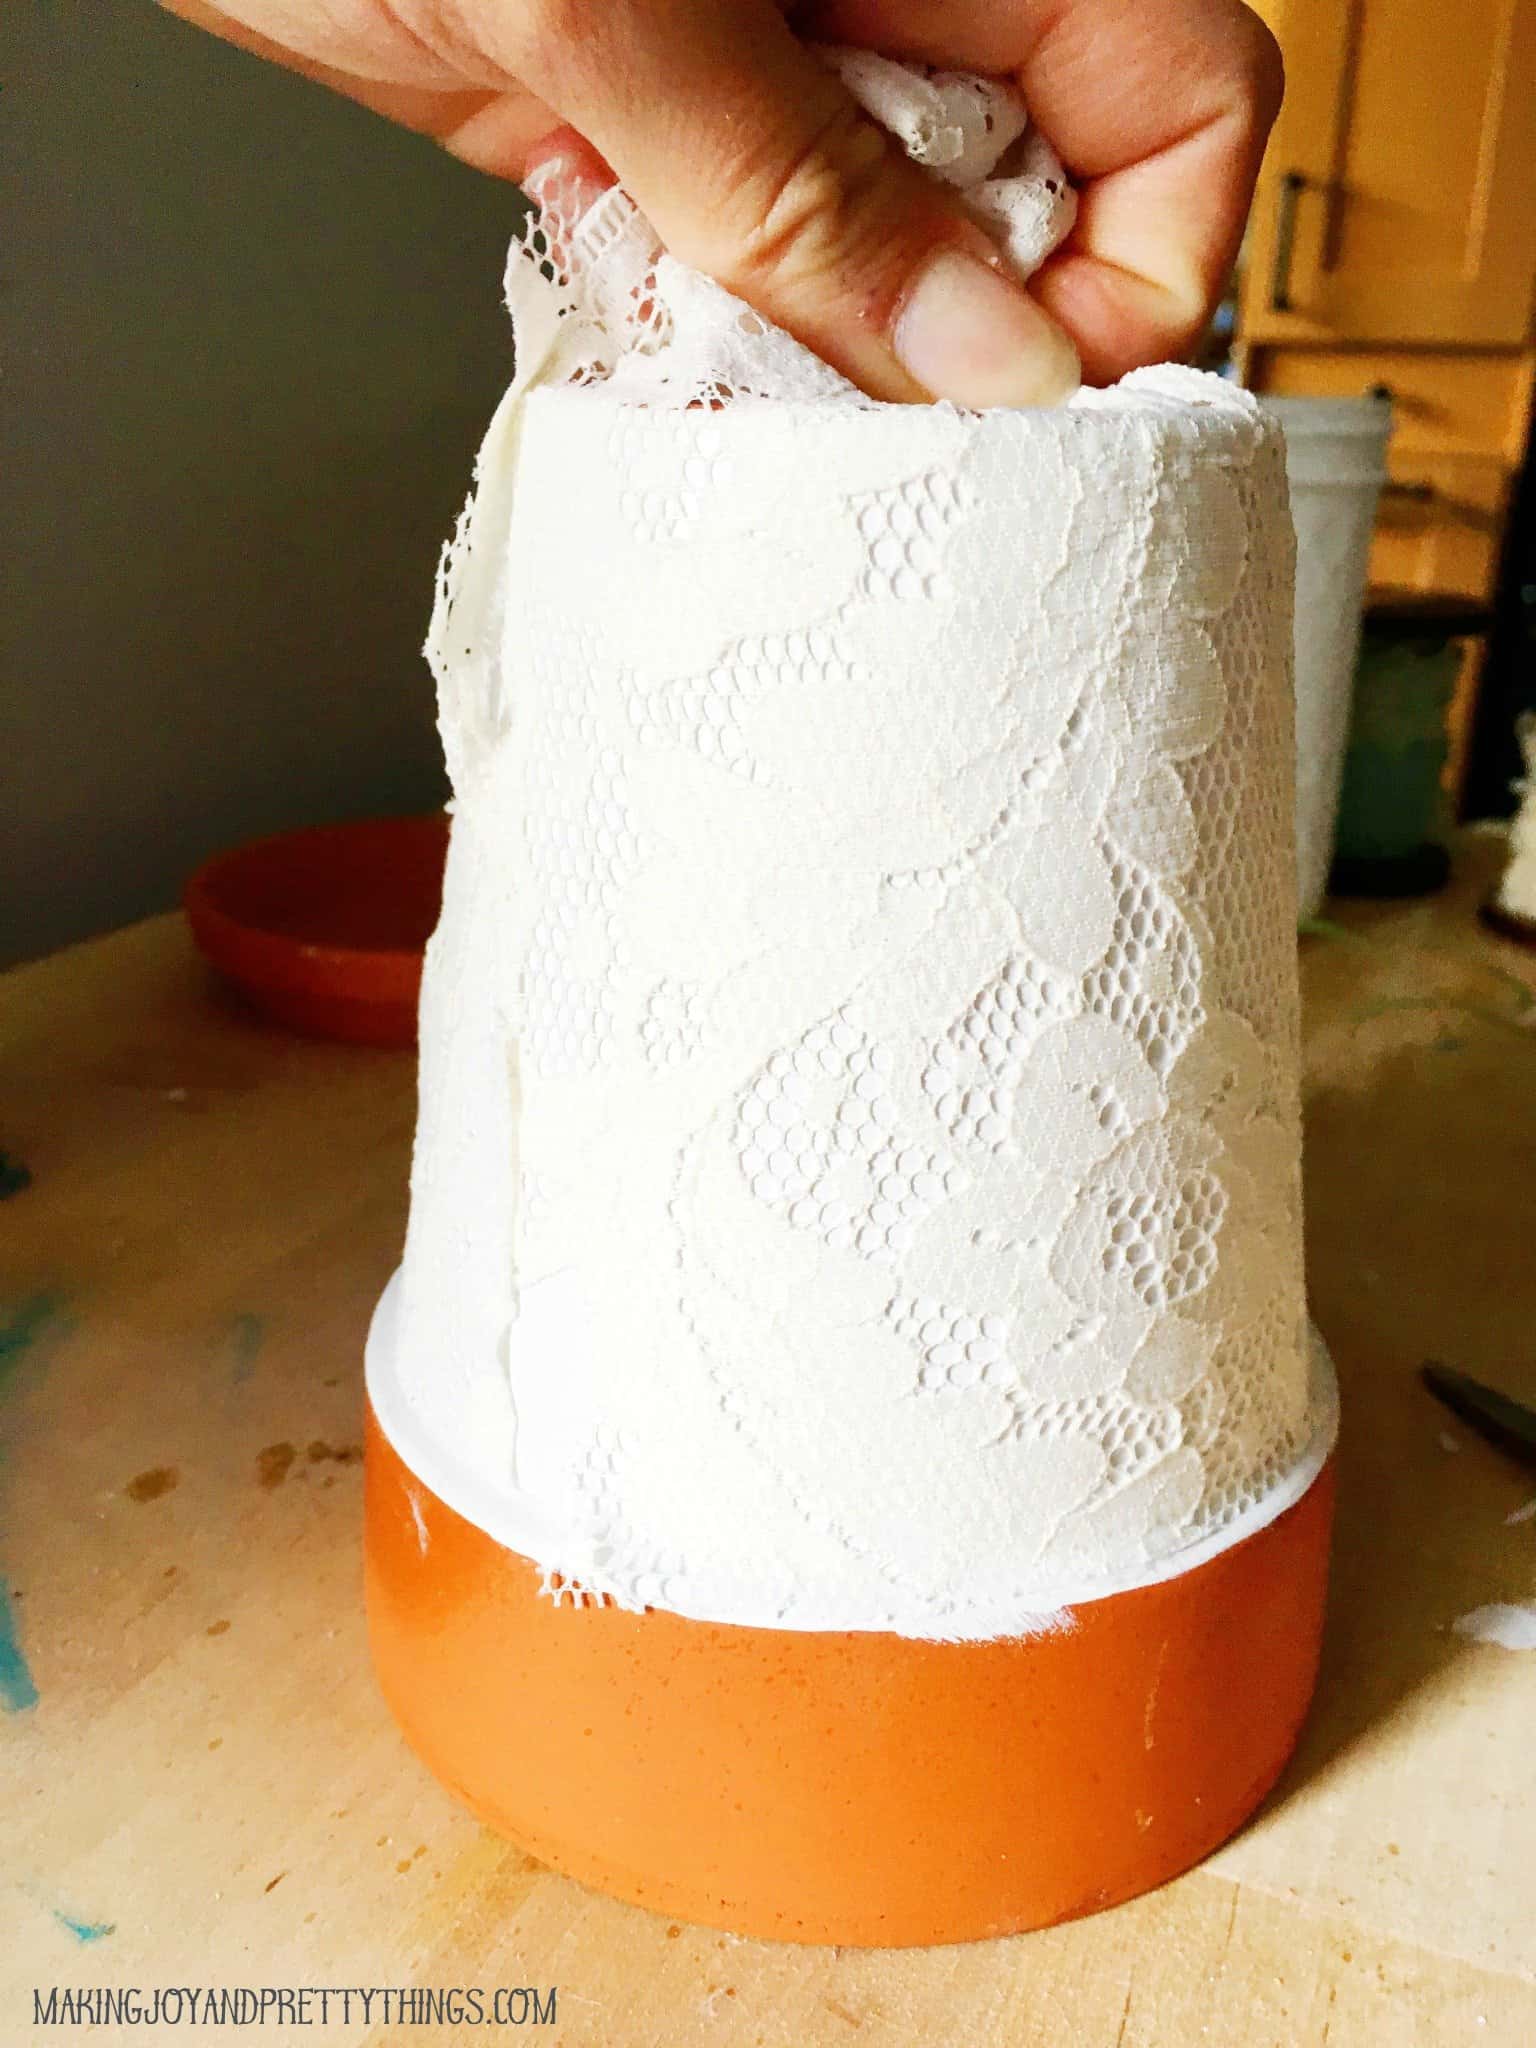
[1262, 395, 1393, 920]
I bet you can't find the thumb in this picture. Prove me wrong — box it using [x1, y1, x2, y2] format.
[507, 2, 1079, 406]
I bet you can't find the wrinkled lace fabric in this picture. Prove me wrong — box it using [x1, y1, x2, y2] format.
[367, 52, 1337, 1640]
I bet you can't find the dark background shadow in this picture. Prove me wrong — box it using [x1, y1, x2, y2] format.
[2, 0, 524, 967]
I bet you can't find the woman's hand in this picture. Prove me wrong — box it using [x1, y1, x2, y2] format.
[159, 0, 1282, 406]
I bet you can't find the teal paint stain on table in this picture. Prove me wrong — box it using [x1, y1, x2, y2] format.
[0, 1291, 73, 1399]
[0, 1578, 39, 1711]
[0, 1295, 73, 1709]
[53, 1910, 116, 1944]
[229, 1313, 264, 1385]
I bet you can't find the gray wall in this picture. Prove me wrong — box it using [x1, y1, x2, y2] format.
[2, 1, 525, 966]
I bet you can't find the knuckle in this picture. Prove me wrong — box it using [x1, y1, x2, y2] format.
[1232, 6, 1286, 130]
[484, 0, 597, 94]
[722, 98, 911, 304]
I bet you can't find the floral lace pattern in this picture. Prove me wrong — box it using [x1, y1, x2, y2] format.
[378, 59, 1333, 1640]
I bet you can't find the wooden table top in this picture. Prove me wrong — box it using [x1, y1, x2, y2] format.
[3, 831, 1534, 2046]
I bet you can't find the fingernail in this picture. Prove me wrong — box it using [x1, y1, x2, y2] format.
[892, 250, 1079, 408]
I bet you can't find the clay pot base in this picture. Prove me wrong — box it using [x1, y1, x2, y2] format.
[365, 1406, 1334, 1947]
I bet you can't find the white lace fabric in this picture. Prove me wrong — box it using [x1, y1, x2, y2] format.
[1497, 715, 1536, 921]
[367, 55, 1337, 1640]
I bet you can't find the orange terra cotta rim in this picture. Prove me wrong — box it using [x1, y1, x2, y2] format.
[184, 814, 449, 1047]
[365, 1404, 1334, 1946]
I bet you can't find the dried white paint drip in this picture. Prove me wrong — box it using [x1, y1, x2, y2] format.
[1452, 1603, 1536, 1651]
[365, 54, 1337, 1641]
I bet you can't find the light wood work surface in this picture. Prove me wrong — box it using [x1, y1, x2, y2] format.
[3, 833, 1536, 2045]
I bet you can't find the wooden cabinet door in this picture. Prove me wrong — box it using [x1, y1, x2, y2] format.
[1241, 0, 1536, 346]
[1244, 345, 1533, 598]
[1370, 459, 1511, 601]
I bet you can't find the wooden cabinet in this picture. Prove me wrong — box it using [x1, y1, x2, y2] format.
[1370, 460, 1510, 603]
[1236, 0, 1536, 800]
[1241, 0, 1536, 347]
[1241, 346, 1534, 599]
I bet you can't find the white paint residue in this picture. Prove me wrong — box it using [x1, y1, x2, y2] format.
[1505, 1497, 1536, 1526]
[406, 1485, 430, 1558]
[1438, 1431, 1462, 1454]
[1452, 1602, 1536, 1651]
[1144, 1636, 1171, 1751]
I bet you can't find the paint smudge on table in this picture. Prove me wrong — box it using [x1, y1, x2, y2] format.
[306, 1441, 361, 1467]
[228, 1313, 264, 1385]
[125, 1466, 178, 1504]
[0, 1291, 73, 1397]
[0, 1152, 32, 1200]
[0, 1578, 39, 1711]
[255, 1440, 360, 1493]
[257, 1442, 296, 1489]
[0, 1301, 65, 1712]
[53, 1910, 115, 1944]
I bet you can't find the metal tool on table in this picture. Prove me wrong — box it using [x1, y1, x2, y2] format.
[1423, 1363, 1536, 1470]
